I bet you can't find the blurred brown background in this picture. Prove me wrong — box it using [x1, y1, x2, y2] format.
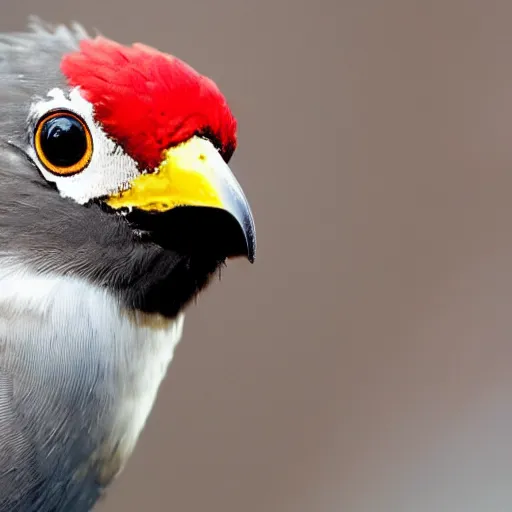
[4, 0, 512, 511]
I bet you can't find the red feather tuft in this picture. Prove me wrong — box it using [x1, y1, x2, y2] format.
[60, 37, 237, 170]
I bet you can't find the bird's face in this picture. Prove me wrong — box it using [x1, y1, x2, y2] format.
[0, 21, 255, 317]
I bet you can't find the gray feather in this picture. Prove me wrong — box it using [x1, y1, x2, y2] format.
[0, 18, 88, 145]
[0, 289, 110, 511]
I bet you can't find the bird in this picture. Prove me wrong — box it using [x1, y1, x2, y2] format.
[0, 17, 255, 511]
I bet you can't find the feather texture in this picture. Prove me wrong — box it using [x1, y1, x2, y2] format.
[0, 265, 184, 511]
[0, 18, 87, 145]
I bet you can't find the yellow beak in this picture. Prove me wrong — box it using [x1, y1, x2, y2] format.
[106, 136, 256, 262]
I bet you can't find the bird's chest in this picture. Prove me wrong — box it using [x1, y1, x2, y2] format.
[0, 273, 184, 488]
[87, 311, 185, 485]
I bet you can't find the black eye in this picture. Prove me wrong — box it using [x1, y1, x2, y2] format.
[35, 111, 93, 176]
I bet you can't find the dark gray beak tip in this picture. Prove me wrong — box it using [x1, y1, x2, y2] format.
[247, 244, 256, 264]
[241, 210, 256, 264]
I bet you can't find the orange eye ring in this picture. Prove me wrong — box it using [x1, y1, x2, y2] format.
[34, 110, 93, 176]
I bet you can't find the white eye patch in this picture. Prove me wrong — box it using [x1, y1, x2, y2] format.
[27, 87, 140, 205]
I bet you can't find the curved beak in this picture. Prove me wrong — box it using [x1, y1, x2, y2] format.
[105, 136, 256, 262]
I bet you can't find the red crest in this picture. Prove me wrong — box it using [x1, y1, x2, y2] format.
[61, 37, 237, 170]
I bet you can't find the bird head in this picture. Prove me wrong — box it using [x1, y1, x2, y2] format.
[0, 20, 255, 317]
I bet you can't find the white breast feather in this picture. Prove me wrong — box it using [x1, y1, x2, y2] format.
[0, 266, 185, 477]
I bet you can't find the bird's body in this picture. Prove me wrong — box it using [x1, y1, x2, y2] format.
[0, 266, 184, 511]
[0, 18, 255, 510]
